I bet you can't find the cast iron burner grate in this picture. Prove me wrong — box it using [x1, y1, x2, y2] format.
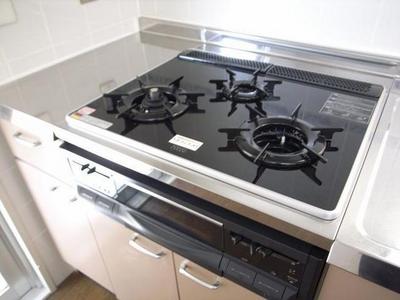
[103, 76, 204, 124]
[220, 104, 343, 184]
[210, 69, 281, 116]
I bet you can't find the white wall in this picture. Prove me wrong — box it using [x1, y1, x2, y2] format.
[0, 0, 140, 84]
[139, 0, 400, 59]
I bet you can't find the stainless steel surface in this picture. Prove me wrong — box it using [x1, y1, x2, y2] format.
[128, 234, 165, 259]
[328, 79, 400, 294]
[0, 17, 400, 292]
[179, 261, 221, 290]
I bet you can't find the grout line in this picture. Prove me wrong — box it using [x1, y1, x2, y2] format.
[37, 0, 57, 60]
[0, 48, 13, 78]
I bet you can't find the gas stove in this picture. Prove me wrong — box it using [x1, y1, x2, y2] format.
[67, 49, 383, 217]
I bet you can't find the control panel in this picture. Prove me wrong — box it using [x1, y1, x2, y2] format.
[224, 230, 305, 299]
[68, 157, 122, 198]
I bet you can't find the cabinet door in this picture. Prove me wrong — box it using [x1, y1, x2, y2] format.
[88, 210, 179, 300]
[16, 160, 113, 292]
[173, 253, 264, 300]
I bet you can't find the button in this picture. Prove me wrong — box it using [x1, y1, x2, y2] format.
[256, 246, 272, 258]
[95, 197, 114, 212]
[253, 274, 285, 299]
[286, 275, 299, 285]
[225, 261, 256, 286]
[77, 186, 97, 202]
[230, 233, 243, 245]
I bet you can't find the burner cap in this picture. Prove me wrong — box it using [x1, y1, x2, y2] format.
[122, 85, 189, 123]
[236, 116, 327, 169]
[228, 80, 268, 103]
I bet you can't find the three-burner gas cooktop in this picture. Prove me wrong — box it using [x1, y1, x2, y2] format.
[67, 50, 383, 212]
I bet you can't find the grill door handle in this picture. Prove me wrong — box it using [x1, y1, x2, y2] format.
[13, 132, 41, 148]
[179, 260, 221, 290]
[128, 234, 165, 259]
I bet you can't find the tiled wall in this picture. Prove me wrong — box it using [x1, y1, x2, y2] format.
[0, 0, 140, 85]
[139, 0, 400, 59]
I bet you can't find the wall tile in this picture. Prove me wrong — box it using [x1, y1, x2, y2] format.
[8, 47, 55, 76]
[138, 0, 157, 16]
[84, 0, 122, 32]
[0, 0, 51, 61]
[0, 0, 140, 85]
[119, 0, 139, 21]
[41, 0, 90, 46]
[91, 23, 124, 45]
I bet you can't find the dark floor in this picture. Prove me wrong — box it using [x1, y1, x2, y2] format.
[47, 272, 116, 300]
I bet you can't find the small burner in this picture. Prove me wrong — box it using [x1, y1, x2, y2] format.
[235, 104, 343, 170]
[103, 77, 204, 123]
[210, 69, 282, 104]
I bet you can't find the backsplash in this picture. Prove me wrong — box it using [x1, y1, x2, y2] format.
[139, 0, 400, 59]
[0, 0, 140, 85]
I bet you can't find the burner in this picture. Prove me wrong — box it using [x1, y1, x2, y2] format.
[210, 69, 282, 104]
[235, 104, 343, 170]
[103, 77, 204, 123]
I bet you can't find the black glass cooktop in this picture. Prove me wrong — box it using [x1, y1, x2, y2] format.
[69, 57, 380, 211]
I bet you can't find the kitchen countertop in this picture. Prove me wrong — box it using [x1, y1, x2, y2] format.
[1, 17, 400, 293]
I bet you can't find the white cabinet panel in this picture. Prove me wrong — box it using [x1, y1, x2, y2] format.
[16, 160, 113, 292]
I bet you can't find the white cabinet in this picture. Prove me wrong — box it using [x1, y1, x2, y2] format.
[0, 115, 73, 186]
[88, 210, 179, 300]
[173, 253, 263, 300]
[16, 160, 113, 292]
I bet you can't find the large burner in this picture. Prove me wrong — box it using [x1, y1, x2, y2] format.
[103, 76, 203, 123]
[235, 104, 342, 171]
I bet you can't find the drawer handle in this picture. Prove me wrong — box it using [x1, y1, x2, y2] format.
[13, 132, 41, 148]
[179, 261, 221, 290]
[128, 234, 165, 259]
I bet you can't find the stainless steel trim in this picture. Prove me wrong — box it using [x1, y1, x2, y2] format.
[128, 234, 165, 259]
[139, 17, 400, 75]
[179, 260, 221, 290]
[63, 145, 224, 228]
[13, 132, 41, 148]
[122, 180, 223, 227]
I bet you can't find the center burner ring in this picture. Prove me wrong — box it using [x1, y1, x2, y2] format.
[226, 80, 268, 103]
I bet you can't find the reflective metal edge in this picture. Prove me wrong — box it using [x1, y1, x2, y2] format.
[327, 80, 400, 294]
[64, 149, 223, 227]
[138, 17, 400, 77]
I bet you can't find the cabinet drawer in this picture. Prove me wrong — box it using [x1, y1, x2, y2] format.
[88, 210, 179, 300]
[0, 114, 72, 185]
[174, 253, 264, 300]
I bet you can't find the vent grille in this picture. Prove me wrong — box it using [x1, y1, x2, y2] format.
[178, 50, 271, 71]
[178, 50, 383, 98]
[267, 65, 381, 98]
